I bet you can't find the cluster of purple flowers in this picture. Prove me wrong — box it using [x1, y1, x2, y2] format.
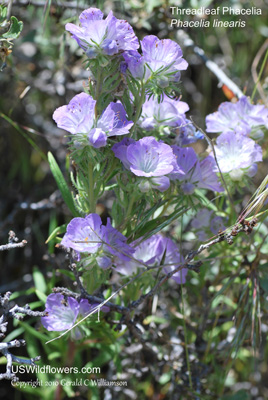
[41, 293, 109, 339]
[50, 6, 268, 315]
[112, 138, 223, 194]
[65, 8, 139, 59]
[205, 96, 266, 180]
[49, 7, 195, 301]
[65, 7, 187, 87]
[60, 213, 187, 283]
[53, 93, 133, 148]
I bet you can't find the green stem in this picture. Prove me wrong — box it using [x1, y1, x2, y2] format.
[251, 48, 268, 102]
[94, 68, 103, 118]
[88, 162, 95, 213]
[180, 285, 193, 391]
[121, 193, 137, 231]
[125, 194, 136, 221]
[130, 83, 146, 138]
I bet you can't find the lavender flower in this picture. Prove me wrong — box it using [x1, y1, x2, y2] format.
[41, 293, 109, 339]
[176, 119, 204, 146]
[122, 51, 148, 80]
[191, 209, 225, 241]
[65, 8, 139, 59]
[137, 94, 203, 145]
[206, 96, 268, 138]
[53, 93, 133, 148]
[141, 35, 188, 81]
[114, 235, 164, 275]
[61, 214, 134, 269]
[140, 94, 189, 130]
[162, 238, 187, 284]
[114, 235, 187, 283]
[123, 35, 188, 83]
[191, 209, 213, 231]
[112, 137, 180, 192]
[214, 131, 262, 180]
[126, 137, 177, 177]
[198, 155, 223, 192]
[102, 218, 135, 261]
[61, 213, 104, 253]
[169, 146, 223, 194]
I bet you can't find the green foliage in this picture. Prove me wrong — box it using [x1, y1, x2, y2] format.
[48, 151, 81, 217]
[2, 16, 23, 39]
[2, 1, 268, 399]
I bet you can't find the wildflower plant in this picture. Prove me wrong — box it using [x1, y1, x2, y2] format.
[45, 6, 268, 346]
[6, 4, 267, 398]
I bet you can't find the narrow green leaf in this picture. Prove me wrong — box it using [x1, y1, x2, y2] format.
[19, 320, 56, 344]
[35, 290, 47, 303]
[46, 223, 67, 243]
[33, 266, 47, 294]
[48, 151, 80, 217]
[134, 206, 188, 240]
[0, 113, 46, 161]
[143, 315, 168, 325]
[210, 275, 237, 302]
[211, 294, 237, 310]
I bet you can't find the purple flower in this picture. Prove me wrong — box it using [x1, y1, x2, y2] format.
[214, 131, 262, 179]
[206, 96, 268, 138]
[140, 94, 189, 130]
[169, 147, 223, 194]
[61, 214, 134, 269]
[65, 8, 139, 58]
[176, 119, 204, 146]
[142, 35, 188, 78]
[191, 209, 225, 241]
[53, 93, 133, 148]
[123, 35, 188, 82]
[112, 137, 179, 192]
[162, 238, 187, 284]
[53, 92, 95, 135]
[114, 235, 187, 284]
[191, 209, 213, 230]
[112, 137, 135, 169]
[127, 137, 176, 177]
[98, 102, 133, 136]
[61, 214, 104, 253]
[102, 218, 135, 261]
[122, 51, 148, 80]
[198, 155, 223, 192]
[135, 92, 202, 144]
[114, 235, 164, 275]
[41, 293, 109, 339]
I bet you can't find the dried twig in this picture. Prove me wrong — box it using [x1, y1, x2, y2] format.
[0, 292, 46, 381]
[0, 231, 27, 251]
